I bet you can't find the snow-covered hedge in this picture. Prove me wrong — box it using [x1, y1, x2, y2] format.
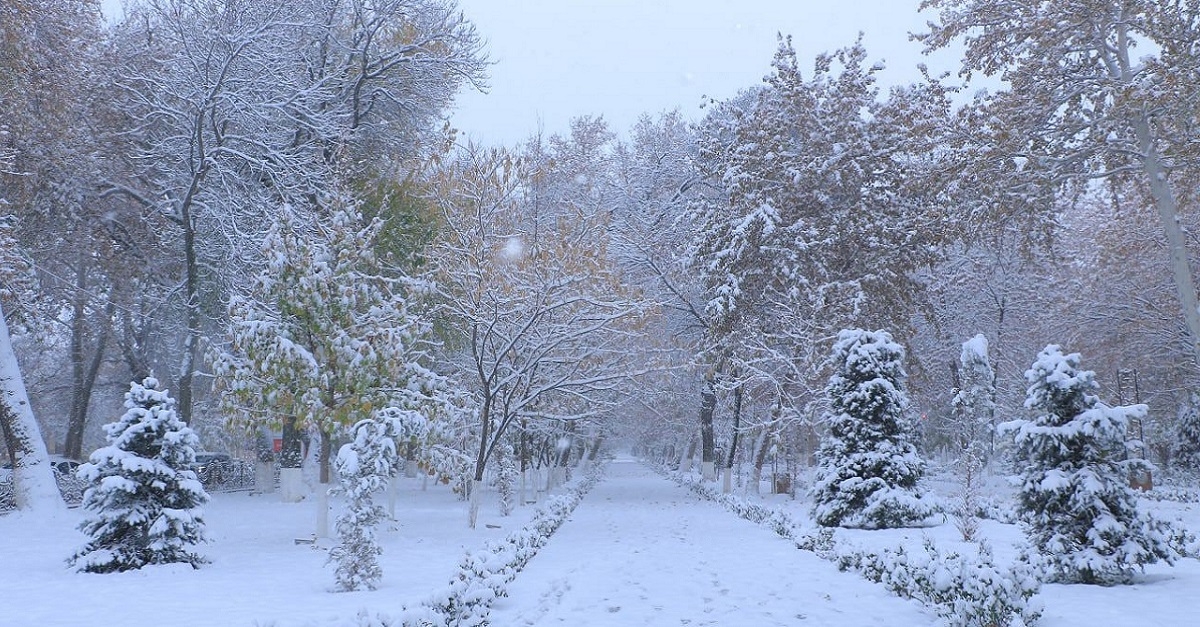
[837, 539, 1042, 627]
[1139, 484, 1200, 504]
[973, 495, 1020, 524]
[660, 465, 1042, 627]
[340, 462, 604, 627]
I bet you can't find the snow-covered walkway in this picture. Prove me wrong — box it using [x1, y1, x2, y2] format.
[489, 458, 933, 626]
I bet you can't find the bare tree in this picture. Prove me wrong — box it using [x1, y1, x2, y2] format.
[106, 0, 485, 423]
[920, 0, 1200, 374]
[429, 145, 647, 527]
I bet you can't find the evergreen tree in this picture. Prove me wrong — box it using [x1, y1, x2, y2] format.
[1011, 345, 1174, 584]
[952, 334, 997, 459]
[811, 329, 933, 529]
[1172, 393, 1200, 471]
[329, 411, 406, 591]
[71, 377, 208, 573]
[951, 334, 996, 541]
[495, 438, 518, 517]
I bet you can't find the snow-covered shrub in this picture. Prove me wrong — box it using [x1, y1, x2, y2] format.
[71, 377, 208, 573]
[363, 463, 606, 627]
[1138, 485, 1200, 504]
[811, 329, 935, 528]
[665, 462, 1040, 626]
[838, 538, 1043, 627]
[1007, 345, 1177, 585]
[952, 334, 997, 457]
[329, 413, 405, 591]
[421, 416, 474, 500]
[669, 470, 802, 540]
[973, 495, 1020, 524]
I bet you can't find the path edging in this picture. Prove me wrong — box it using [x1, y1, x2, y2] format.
[655, 463, 1042, 627]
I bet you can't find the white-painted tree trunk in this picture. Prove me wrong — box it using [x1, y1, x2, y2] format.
[701, 460, 716, 482]
[280, 468, 305, 503]
[404, 458, 417, 478]
[387, 475, 398, 518]
[315, 487, 330, 538]
[0, 303, 64, 512]
[722, 466, 733, 493]
[520, 468, 528, 505]
[254, 461, 275, 495]
[468, 478, 482, 529]
[1133, 114, 1200, 368]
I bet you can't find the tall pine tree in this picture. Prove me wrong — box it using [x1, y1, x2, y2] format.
[811, 329, 933, 529]
[1010, 346, 1174, 584]
[71, 378, 208, 573]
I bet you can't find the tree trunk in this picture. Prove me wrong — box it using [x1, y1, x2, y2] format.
[177, 203, 200, 425]
[679, 435, 697, 472]
[726, 385, 744, 469]
[118, 299, 151, 381]
[467, 478, 482, 529]
[0, 302, 66, 512]
[699, 378, 717, 481]
[64, 298, 113, 460]
[473, 396, 492, 484]
[279, 415, 305, 502]
[751, 425, 774, 495]
[318, 428, 332, 484]
[722, 384, 743, 493]
[1133, 114, 1200, 370]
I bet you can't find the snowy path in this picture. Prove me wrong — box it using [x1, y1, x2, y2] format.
[489, 459, 933, 626]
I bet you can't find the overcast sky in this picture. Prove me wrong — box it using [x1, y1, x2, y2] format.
[452, 0, 961, 146]
[100, 0, 959, 147]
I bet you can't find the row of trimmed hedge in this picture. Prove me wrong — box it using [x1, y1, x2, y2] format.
[659, 466, 1042, 627]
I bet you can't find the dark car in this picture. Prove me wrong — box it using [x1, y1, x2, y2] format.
[191, 452, 232, 482]
[52, 458, 83, 476]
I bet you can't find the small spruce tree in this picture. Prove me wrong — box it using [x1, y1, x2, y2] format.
[495, 439, 518, 517]
[1010, 345, 1175, 584]
[811, 329, 933, 529]
[329, 411, 404, 591]
[1172, 392, 1200, 471]
[71, 377, 208, 572]
[951, 334, 996, 541]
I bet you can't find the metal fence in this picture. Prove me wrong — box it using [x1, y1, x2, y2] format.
[0, 460, 260, 514]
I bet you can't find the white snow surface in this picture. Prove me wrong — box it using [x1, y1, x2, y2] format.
[488, 459, 930, 626]
[3, 457, 1200, 626]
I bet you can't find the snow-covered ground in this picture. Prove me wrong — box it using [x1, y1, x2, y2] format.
[3, 458, 1197, 627]
[767, 465, 1200, 627]
[0, 474, 545, 627]
[489, 459, 930, 626]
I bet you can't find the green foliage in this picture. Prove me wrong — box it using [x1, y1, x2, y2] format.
[355, 174, 440, 273]
[211, 204, 444, 440]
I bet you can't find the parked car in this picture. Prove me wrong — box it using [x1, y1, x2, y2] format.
[191, 452, 232, 482]
[51, 457, 83, 476]
[1, 455, 83, 479]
